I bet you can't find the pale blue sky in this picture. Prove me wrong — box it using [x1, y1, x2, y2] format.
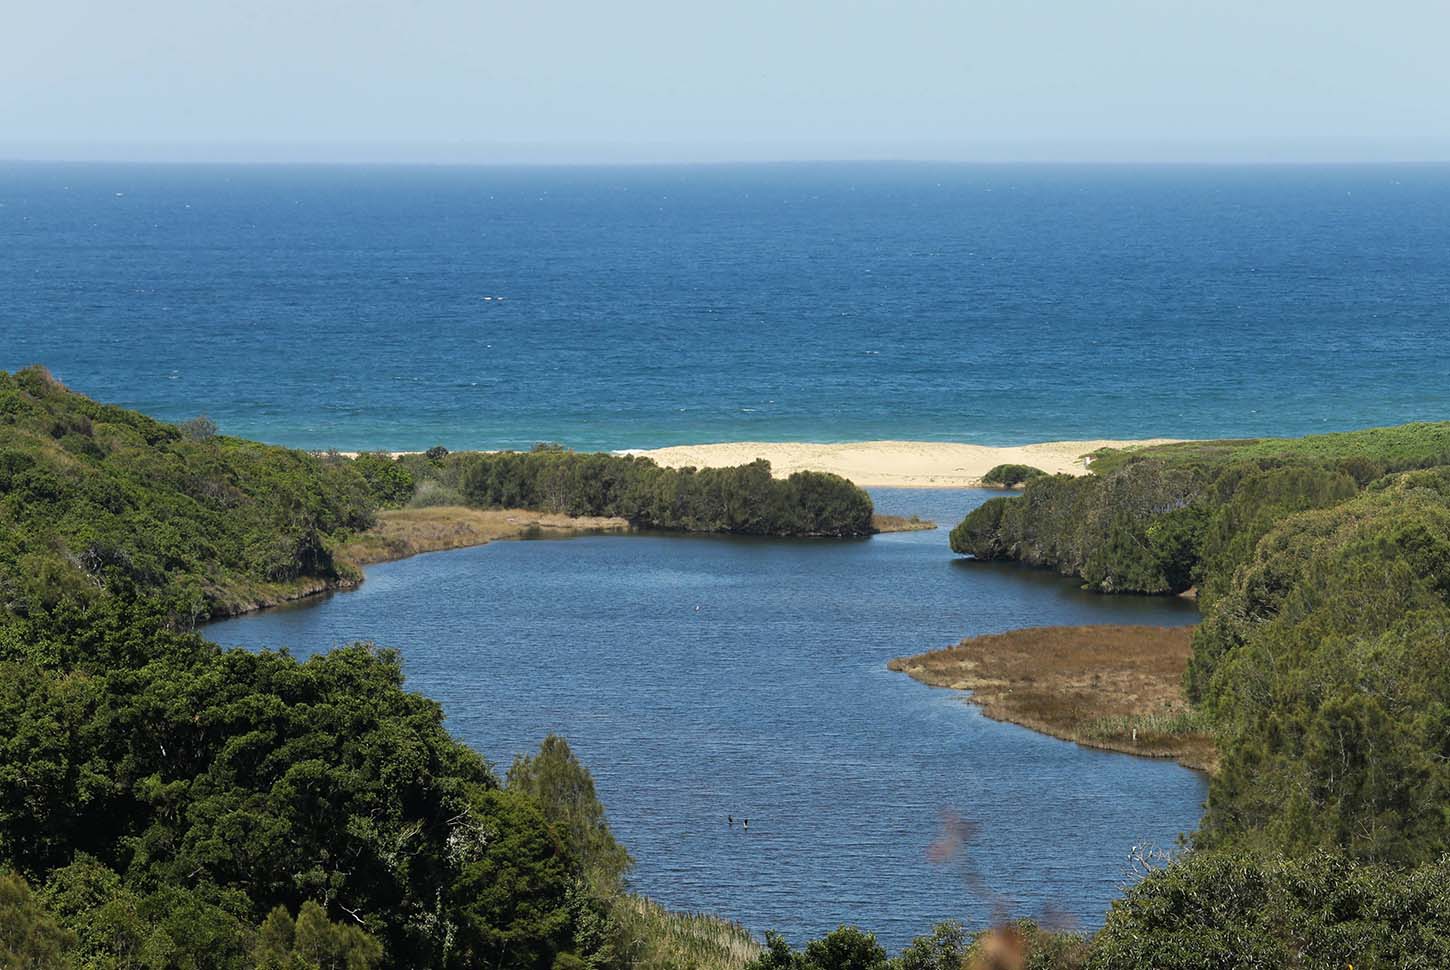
[4, 0, 1448, 163]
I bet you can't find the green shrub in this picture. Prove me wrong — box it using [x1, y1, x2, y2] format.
[451, 450, 874, 537]
[1090, 851, 1450, 969]
[950, 462, 1205, 594]
[0, 367, 376, 629]
[178, 414, 218, 441]
[408, 479, 467, 508]
[981, 463, 1047, 487]
[350, 451, 416, 508]
[0, 870, 74, 970]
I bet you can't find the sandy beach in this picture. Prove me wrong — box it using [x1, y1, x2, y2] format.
[619, 439, 1181, 488]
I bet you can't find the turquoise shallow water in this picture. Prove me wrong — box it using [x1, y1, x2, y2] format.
[4, 162, 1449, 451]
[209, 489, 1206, 948]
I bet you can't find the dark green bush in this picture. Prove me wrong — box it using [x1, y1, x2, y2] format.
[950, 462, 1205, 594]
[453, 450, 874, 537]
[351, 450, 416, 508]
[981, 463, 1047, 487]
[1090, 851, 1450, 969]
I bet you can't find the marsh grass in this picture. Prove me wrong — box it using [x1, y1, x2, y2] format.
[890, 626, 1217, 770]
[1079, 708, 1210, 741]
[871, 513, 938, 533]
[339, 506, 629, 565]
[614, 894, 762, 970]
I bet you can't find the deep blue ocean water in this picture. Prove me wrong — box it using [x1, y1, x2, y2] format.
[4, 162, 1449, 451]
[209, 489, 1206, 948]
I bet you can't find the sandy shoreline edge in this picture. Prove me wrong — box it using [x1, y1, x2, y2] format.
[336, 439, 1181, 488]
[620, 439, 1182, 487]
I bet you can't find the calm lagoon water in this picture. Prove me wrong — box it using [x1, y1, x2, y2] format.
[209, 489, 1205, 948]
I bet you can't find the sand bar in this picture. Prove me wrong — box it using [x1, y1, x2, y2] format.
[621, 439, 1182, 488]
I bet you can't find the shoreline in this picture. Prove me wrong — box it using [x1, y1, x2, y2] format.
[335, 438, 1181, 488]
[889, 625, 1216, 772]
[339, 506, 633, 566]
[212, 506, 935, 621]
[207, 508, 631, 620]
[622, 439, 1182, 487]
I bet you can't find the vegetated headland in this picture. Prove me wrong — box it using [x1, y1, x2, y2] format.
[0, 365, 910, 623]
[0, 364, 776, 970]
[823, 419, 1450, 969]
[342, 506, 934, 568]
[889, 625, 1215, 771]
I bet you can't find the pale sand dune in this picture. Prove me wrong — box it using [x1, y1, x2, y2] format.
[620, 439, 1183, 488]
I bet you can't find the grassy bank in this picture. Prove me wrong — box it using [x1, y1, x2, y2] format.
[339, 506, 631, 565]
[868, 514, 936, 533]
[339, 507, 922, 573]
[889, 625, 1216, 771]
[614, 896, 762, 970]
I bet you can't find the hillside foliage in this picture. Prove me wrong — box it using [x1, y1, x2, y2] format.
[0, 370, 758, 970]
[938, 422, 1450, 965]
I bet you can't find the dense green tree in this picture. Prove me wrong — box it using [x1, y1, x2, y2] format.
[892, 922, 965, 970]
[448, 789, 576, 970]
[349, 452, 415, 509]
[254, 902, 385, 970]
[1089, 851, 1450, 969]
[0, 870, 75, 970]
[951, 461, 1204, 593]
[749, 927, 889, 970]
[507, 736, 634, 896]
[452, 450, 874, 537]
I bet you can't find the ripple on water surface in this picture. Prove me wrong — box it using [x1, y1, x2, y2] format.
[209, 489, 1206, 948]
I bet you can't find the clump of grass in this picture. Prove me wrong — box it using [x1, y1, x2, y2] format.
[408, 479, 466, 508]
[613, 894, 762, 970]
[1079, 708, 1211, 742]
[871, 513, 937, 533]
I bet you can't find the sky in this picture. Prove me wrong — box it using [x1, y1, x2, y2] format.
[3, 0, 1449, 164]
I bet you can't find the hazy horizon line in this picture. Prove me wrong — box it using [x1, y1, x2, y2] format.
[4, 136, 1450, 168]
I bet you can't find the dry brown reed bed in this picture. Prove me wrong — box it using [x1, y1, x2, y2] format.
[340, 506, 630, 565]
[889, 625, 1216, 771]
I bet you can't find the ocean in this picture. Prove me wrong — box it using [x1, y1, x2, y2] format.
[3, 161, 1448, 451]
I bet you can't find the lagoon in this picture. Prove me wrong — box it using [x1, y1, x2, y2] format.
[208, 488, 1204, 948]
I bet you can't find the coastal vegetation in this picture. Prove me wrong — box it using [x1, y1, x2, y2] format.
[915, 422, 1450, 965]
[430, 448, 874, 537]
[0, 369, 847, 969]
[889, 626, 1214, 770]
[11, 365, 1450, 968]
[745, 921, 1087, 970]
[868, 514, 936, 533]
[0, 366, 377, 623]
[948, 422, 1450, 596]
[318, 445, 879, 538]
[339, 507, 630, 566]
[978, 464, 1046, 488]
